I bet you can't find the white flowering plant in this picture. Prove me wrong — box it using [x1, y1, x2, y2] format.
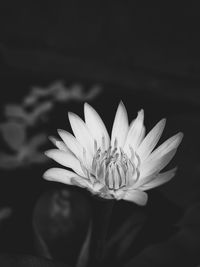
[44, 101, 183, 206]
[43, 101, 183, 266]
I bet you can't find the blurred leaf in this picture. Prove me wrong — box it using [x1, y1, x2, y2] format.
[124, 202, 200, 267]
[0, 152, 21, 169]
[178, 202, 200, 228]
[0, 132, 48, 169]
[28, 134, 47, 150]
[22, 133, 48, 164]
[4, 105, 27, 121]
[83, 85, 101, 101]
[0, 121, 26, 151]
[33, 189, 91, 266]
[76, 221, 92, 267]
[5, 102, 53, 126]
[105, 210, 146, 260]
[23, 101, 53, 126]
[116, 224, 143, 260]
[33, 220, 52, 260]
[23, 81, 101, 107]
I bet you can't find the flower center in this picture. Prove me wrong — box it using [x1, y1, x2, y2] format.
[91, 143, 138, 190]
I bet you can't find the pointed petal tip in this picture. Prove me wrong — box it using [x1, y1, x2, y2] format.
[172, 166, 178, 173]
[117, 101, 128, 113]
[43, 171, 50, 180]
[44, 149, 57, 158]
[137, 109, 144, 119]
[44, 152, 52, 160]
[84, 102, 90, 108]
[84, 102, 96, 118]
[161, 118, 167, 125]
[175, 132, 184, 147]
[84, 102, 88, 111]
[84, 102, 94, 112]
[68, 111, 73, 118]
[68, 111, 78, 121]
[129, 109, 144, 125]
[84, 102, 100, 121]
[57, 128, 65, 136]
[178, 131, 184, 140]
[43, 169, 54, 180]
[48, 136, 58, 147]
[42, 168, 65, 182]
[111, 101, 129, 147]
[68, 111, 85, 124]
[48, 136, 55, 143]
[119, 100, 125, 107]
[156, 118, 167, 131]
[44, 150, 50, 156]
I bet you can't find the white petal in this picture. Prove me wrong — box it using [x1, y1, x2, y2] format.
[43, 167, 91, 188]
[57, 129, 83, 161]
[43, 167, 79, 185]
[113, 189, 126, 200]
[123, 190, 148, 205]
[137, 118, 166, 161]
[139, 167, 177, 191]
[135, 125, 146, 148]
[49, 136, 69, 152]
[124, 109, 145, 155]
[68, 112, 94, 158]
[45, 149, 85, 177]
[132, 172, 158, 189]
[70, 177, 92, 188]
[84, 103, 110, 149]
[140, 149, 177, 178]
[147, 132, 183, 162]
[111, 101, 129, 148]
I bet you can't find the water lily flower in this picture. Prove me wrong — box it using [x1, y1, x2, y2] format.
[43, 102, 183, 206]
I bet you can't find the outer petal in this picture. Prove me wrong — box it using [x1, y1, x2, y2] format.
[49, 136, 69, 152]
[43, 167, 79, 185]
[147, 132, 183, 162]
[45, 149, 85, 177]
[57, 129, 83, 161]
[84, 103, 110, 149]
[140, 149, 177, 178]
[111, 101, 129, 148]
[43, 167, 91, 188]
[123, 190, 148, 206]
[135, 125, 146, 149]
[139, 167, 177, 191]
[68, 112, 94, 159]
[137, 118, 166, 161]
[123, 109, 145, 155]
[131, 171, 158, 189]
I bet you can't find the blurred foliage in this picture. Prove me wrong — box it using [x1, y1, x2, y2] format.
[33, 188, 91, 266]
[0, 81, 101, 169]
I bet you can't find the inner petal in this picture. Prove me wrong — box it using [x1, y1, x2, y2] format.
[91, 146, 138, 191]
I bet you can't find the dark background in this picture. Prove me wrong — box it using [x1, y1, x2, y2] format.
[0, 3, 200, 267]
